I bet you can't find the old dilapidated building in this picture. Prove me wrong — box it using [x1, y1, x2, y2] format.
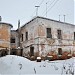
[10, 16, 75, 59]
[0, 21, 13, 56]
[13, 16, 74, 58]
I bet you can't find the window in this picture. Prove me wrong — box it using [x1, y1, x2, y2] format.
[74, 32, 75, 40]
[46, 28, 52, 38]
[57, 30, 62, 39]
[11, 38, 15, 43]
[26, 32, 28, 40]
[21, 34, 23, 41]
[58, 48, 62, 55]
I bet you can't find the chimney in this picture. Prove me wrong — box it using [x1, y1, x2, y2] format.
[18, 20, 20, 47]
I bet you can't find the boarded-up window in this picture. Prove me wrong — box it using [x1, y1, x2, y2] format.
[58, 48, 62, 55]
[21, 34, 23, 41]
[26, 32, 28, 40]
[57, 30, 62, 39]
[11, 38, 15, 43]
[74, 32, 75, 40]
[47, 28, 52, 38]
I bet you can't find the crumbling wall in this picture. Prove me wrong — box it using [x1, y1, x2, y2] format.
[0, 23, 12, 55]
[0, 24, 11, 48]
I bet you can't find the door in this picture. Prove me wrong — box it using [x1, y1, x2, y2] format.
[58, 48, 62, 55]
[30, 47, 34, 56]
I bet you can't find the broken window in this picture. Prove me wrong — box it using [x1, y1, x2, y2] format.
[11, 38, 15, 43]
[21, 34, 23, 41]
[57, 30, 62, 39]
[26, 32, 28, 40]
[58, 48, 62, 55]
[46, 28, 52, 38]
[74, 32, 75, 40]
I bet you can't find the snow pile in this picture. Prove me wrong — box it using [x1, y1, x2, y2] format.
[0, 55, 35, 74]
[0, 55, 74, 75]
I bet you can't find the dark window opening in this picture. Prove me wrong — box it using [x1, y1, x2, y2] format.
[21, 34, 23, 41]
[47, 28, 52, 38]
[58, 48, 62, 55]
[57, 30, 62, 39]
[10, 49, 16, 55]
[26, 32, 28, 40]
[74, 32, 75, 40]
[11, 38, 15, 43]
[30, 46, 34, 56]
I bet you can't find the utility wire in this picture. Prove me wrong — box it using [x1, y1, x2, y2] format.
[39, 0, 45, 6]
[41, 0, 56, 16]
[43, 0, 60, 17]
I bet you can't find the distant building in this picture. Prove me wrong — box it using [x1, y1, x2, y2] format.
[11, 16, 75, 58]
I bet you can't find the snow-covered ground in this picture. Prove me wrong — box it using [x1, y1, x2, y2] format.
[0, 55, 75, 75]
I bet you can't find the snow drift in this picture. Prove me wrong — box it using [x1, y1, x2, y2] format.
[0, 55, 74, 75]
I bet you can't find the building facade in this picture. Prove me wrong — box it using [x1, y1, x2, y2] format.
[12, 16, 75, 58]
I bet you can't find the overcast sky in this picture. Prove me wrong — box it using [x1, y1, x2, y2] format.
[0, 0, 74, 29]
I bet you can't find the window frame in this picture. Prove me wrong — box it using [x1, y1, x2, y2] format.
[57, 29, 62, 39]
[26, 32, 28, 40]
[46, 28, 52, 38]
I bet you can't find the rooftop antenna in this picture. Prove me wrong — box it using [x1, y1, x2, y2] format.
[35, 6, 40, 16]
[0, 16, 2, 21]
[59, 15, 60, 21]
[63, 15, 66, 22]
[46, 3, 47, 17]
[18, 20, 20, 29]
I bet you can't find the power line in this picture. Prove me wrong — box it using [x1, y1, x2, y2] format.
[43, 0, 60, 17]
[41, 0, 56, 16]
[39, 0, 45, 6]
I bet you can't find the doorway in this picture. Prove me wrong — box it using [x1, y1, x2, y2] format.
[30, 46, 34, 56]
[58, 48, 62, 55]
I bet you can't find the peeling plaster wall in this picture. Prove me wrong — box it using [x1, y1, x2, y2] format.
[37, 18, 75, 56]
[19, 17, 75, 57]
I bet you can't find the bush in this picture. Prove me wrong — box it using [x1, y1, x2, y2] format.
[61, 51, 71, 60]
[47, 51, 58, 60]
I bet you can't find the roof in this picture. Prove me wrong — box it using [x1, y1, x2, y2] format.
[21, 16, 75, 29]
[0, 22, 13, 28]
